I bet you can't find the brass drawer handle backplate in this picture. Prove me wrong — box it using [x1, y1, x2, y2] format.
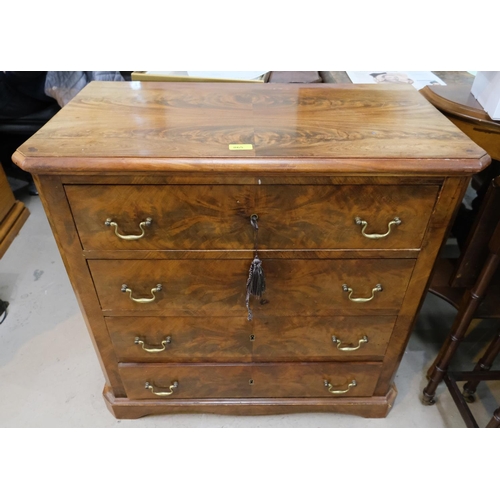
[342, 284, 382, 303]
[324, 379, 357, 394]
[105, 217, 152, 240]
[145, 381, 178, 397]
[135, 336, 171, 352]
[355, 216, 401, 239]
[332, 335, 368, 351]
[121, 284, 162, 303]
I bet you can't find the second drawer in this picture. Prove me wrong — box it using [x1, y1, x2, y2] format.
[90, 258, 415, 315]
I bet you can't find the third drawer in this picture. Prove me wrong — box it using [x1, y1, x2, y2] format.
[107, 315, 397, 362]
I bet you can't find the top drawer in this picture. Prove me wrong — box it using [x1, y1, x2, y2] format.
[65, 184, 438, 251]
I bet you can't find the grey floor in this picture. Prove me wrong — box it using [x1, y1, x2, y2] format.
[1, 187, 499, 428]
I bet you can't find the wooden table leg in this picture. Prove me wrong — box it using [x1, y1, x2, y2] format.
[423, 231, 500, 405]
[462, 330, 500, 402]
[486, 407, 500, 428]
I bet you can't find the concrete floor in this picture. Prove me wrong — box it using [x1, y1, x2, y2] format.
[1, 188, 499, 428]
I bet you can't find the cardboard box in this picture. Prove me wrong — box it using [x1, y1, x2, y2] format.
[471, 71, 500, 120]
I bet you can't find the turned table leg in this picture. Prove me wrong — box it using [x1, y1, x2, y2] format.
[486, 407, 500, 428]
[462, 330, 500, 402]
[423, 227, 500, 405]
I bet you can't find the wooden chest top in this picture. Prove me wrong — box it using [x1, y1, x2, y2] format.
[14, 82, 489, 175]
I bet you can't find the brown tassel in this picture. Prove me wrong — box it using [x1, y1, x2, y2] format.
[246, 214, 266, 321]
[246, 254, 266, 321]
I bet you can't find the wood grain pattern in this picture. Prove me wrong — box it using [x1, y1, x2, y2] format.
[0, 201, 30, 260]
[0, 166, 16, 222]
[420, 84, 495, 123]
[14, 82, 488, 175]
[447, 119, 500, 162]
[118, 362, 382, 399]
[107, 315, 396, 362]
[66, 184, 438, 251]
[83, 248, 420, 261]
[104, 385, 397, 419]
[89, 258, 415, 316]
[14, 151, 490, 176]
[420, 84, 500, 161]
[60, 174, 445, 185]
[0, 165, 29, 259]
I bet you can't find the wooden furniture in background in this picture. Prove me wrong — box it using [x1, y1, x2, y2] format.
[423, 177, 500, 427]
[13, 82, 489, 419]
[0, 165, 29, 259]
[418, 81, 500, 426]
[421, 81, 500, 259]
[419, 76, 500, 299]
[420, 83, 500, 163]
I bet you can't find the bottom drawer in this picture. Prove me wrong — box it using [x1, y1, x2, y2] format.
[119, 362, 382, 399]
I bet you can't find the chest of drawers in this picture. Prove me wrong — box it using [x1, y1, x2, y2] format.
[13, 82, 489, 419]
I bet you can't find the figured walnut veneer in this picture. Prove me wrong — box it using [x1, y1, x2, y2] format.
[14, 82, 489, 419]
